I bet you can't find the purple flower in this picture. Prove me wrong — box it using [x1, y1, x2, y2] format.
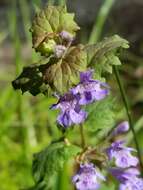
[106, 141, 138, 168]
[72, 163, 105, 190]
[51, 93, 87, 127]
[111, 121, 129, 137]
[60, 30, 74, 41]
[110, 167, 140, 183]
[71, 70, 109, 105]
[54, 45, 66, 58]
[110, 168, 143, 190]
[119, 177, 143, 190]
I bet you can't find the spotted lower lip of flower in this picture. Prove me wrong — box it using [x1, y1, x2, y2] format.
[106, 141, 139, 168]
[51, 92, 87, 128]
[72, 163, 105, 190]
[71, 70, 110, 105]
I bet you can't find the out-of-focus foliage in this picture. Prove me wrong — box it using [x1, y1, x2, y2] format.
[31, 142, 81, 189]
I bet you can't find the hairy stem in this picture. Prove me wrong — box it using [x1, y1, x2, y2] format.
[114, 66, 143, 170]
[80, 124, 86, 149]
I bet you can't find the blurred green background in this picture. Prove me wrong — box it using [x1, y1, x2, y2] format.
[0, 0, 143, 189]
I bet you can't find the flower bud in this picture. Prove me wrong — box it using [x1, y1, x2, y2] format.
[60, 30, 74, 42]
[112, 121, 129, 137]
[37, 39, 56, 55]
[54, 45, 66, 58]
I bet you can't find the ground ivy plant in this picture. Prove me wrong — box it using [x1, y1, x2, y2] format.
[12, 5, 143, 190]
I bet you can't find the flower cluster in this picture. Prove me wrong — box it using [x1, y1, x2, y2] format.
[72, 121, 143, 190]
[51, 70, 109, 128]
[106, 121, 143, 190]
[51, 69, 143, 190]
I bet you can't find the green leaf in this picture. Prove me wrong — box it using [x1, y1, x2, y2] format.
[32, 142, 81, 188]
[12, 64, 51, 96]
[85, 35, 129, 74]
[85, 96, 116, 132]
[43, 45, 87, 93]
[12, 45, 87, 95]
[31, 5, 80, 54]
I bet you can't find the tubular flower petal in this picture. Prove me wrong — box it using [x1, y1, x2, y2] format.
[72, 163, 105, 190]
[71, 70, 109, 105]
[51, 93, 87, 128]
[106, 141, 138, 168]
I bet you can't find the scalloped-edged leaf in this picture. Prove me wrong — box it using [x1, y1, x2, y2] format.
[96, 52, 122, 74]
[85, 35, 129, 74]
[12, 45, 87, 95]
[43, 45, 87, 93]
[31, 5, 80, 54]
[32, 142, 81, 188]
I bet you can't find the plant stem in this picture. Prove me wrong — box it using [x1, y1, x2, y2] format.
[58, 0, 66, 6]
[48, 0, 55, 5]
[19, 0, 31, 42]
[80, 124, 86, 149]
[10, 0, 29, 160]
[114, 66, 143, 170]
